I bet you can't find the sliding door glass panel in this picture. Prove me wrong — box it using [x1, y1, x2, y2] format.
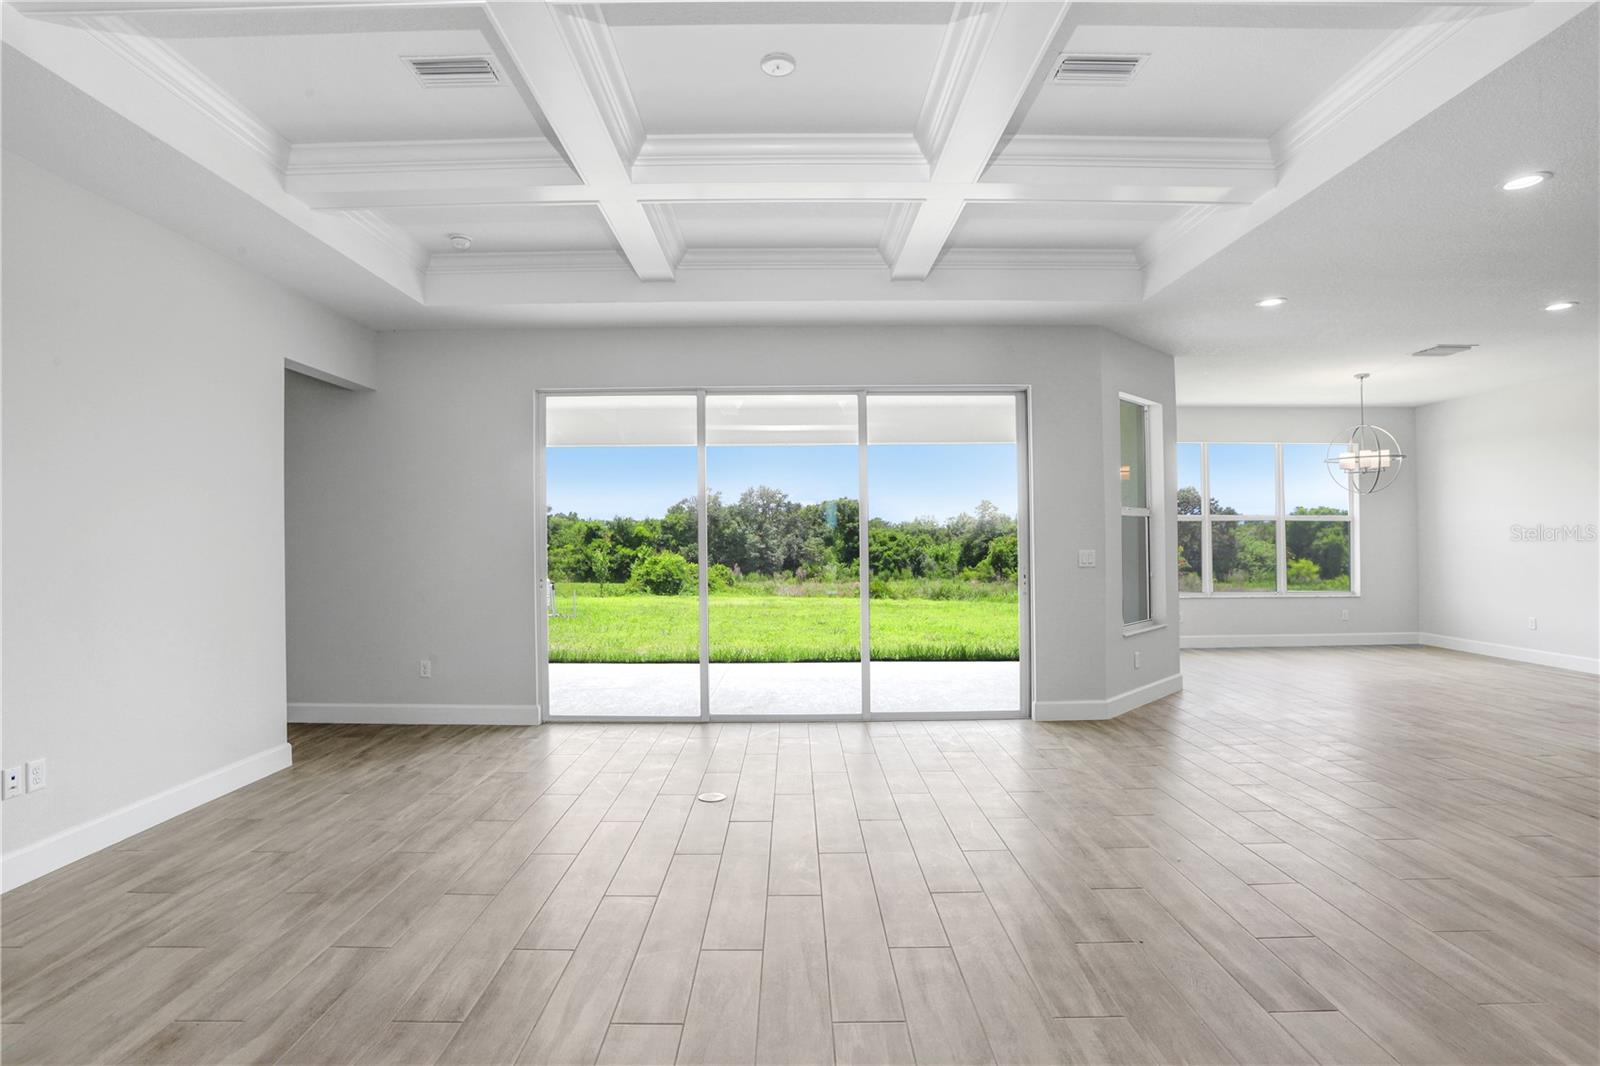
[706, 394, 860, 717]
[545, 394, 700, 718]
[867, 394, 1020, 714]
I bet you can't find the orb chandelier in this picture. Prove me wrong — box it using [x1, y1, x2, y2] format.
[1326, 372, 1406, 494]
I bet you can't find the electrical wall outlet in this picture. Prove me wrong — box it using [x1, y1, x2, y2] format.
[419, 658, 433, 678]
[26, 759, 46, 793]
[1134, 650, 1143, 670]
[1340, 609, 1350, 622]
[3, 767, 21, 800]
[1528, 617, 1538, 631]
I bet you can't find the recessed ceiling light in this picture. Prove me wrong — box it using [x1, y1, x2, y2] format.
[1255, 296, 1288, 308]
[1501, 171, 1552, 191]
[1545, 300, 1578, 312]
[760, 52, 796, 78]
[448, 233, 473, 251]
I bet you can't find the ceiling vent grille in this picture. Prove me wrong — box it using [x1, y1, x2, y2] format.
[1050, 53, 1147, 85]
[406, 55, 500, 88]
[1411, 344, 1478, 357]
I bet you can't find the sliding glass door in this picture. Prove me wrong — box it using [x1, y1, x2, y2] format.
[543, 395, 700, 718]
[866, 395, 1022, 714]
[706, 395, 861, 716]
[537, 389, 1028, 721]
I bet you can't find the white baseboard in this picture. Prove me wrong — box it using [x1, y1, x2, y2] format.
[288, 703, 540, 726]
[1181, 632, 1419, 650]
[1035, 672, 1183, 722]
[1417, 633, 1600, 676]
[0, 743, 292, 893]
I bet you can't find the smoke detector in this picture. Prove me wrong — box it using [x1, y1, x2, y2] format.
[448, 234, 473, 251]
[761, 52, 796, 78]
[1050, 53, 1147, 85]
[1411, 344, 1477, 357]
[406, 56, 499, 88]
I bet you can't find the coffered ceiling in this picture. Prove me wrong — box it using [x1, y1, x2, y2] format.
[2, 0, 1593, 403]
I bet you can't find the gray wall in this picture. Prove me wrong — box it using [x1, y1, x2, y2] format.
[1175, 405, 1420, 645]
[1, 153, 374, 886]
[1416, 373, 1599, 672]
[285, 325, 1180, 719]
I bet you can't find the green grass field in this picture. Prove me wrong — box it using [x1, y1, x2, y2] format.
[548, 582, 1019, 663]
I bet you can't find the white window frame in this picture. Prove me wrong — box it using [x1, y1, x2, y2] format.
[1178, 441, 1359, 599]
[1120, 394, 1166, 631]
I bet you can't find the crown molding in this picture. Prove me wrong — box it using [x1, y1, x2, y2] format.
[428, 250, 631, 275]
[284, 138, 586, 208]
[993, 134, 1275, 171]
[679, 248, 888, 271]
[287, 137, 569, 176]
[939, 247, 1142, 272]
[635, 133, 929, 169]
[1136, 203, 1223, 266]
[878, 202, 919, 264]
[342, 210, 429, 273]
[643, 203, 686, 266]
[77, 14, 288, 167]
[1272, 5, 1479, 161]
[552, 4, 646, 164]
[915, 2, 999, 161]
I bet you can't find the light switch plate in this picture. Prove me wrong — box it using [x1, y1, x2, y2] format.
[1077, 549, 1096, 568]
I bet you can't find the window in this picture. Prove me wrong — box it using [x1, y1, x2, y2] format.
[1177, 442, 1355, 595]
[1121, 399, 1153, 625]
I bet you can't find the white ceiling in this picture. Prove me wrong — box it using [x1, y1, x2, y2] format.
[163, 28, 544, 142]
[604, 4, 953, 135]
[2, 0, 1594, 406]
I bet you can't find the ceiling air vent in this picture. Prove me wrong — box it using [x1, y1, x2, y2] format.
[1412, 344, 1478, 357]
[406, 55, 500, 88]
[1050, 52, 1147, 85]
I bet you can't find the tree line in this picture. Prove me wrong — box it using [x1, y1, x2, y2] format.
[548, 487, 1018, 594]
[1175, 486, 1349, 587]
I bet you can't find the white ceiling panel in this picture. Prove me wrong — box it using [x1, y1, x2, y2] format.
[1016, 12, 1404, 139]
[162, 28, 544, 143]
[381, 204, 620, 255]
[603, 5, 952, 135]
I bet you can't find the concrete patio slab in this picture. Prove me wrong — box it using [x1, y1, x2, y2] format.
[547, 661, 1020, 717]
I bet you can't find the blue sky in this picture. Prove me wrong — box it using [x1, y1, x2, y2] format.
[1178, 442, 1347, 515]
[548, 444, 1018, 523]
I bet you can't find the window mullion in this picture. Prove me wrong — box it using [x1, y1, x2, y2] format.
[1200, 443, 1212, 594]
[1275, 443, 1287, 594]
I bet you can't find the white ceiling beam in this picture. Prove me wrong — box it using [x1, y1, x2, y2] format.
[481, 1, 674, 280]
[284, 135, 1272, 210]
[426, 253, 1143, 309]
[890, 1, 1072, 280]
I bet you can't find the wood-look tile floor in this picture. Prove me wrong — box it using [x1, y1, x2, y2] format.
[4, 646, 1598, 1065]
